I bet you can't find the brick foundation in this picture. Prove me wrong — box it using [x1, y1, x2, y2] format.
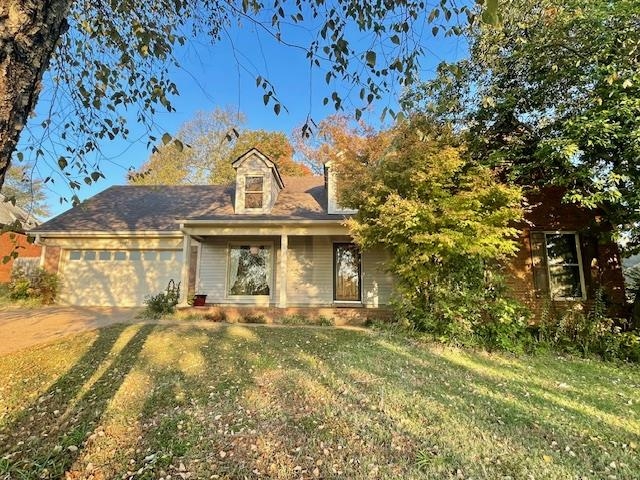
[178, 305, 392, 326]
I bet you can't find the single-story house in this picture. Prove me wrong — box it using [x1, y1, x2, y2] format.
[0, 194, 41, 283]
[31, 148, 626, 318]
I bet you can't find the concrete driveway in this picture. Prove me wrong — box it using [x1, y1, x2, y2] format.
[0, 306, 144, 355]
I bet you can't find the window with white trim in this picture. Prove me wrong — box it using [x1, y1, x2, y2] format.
[545, 233, 585, 299]
[228, 245, 271, 296]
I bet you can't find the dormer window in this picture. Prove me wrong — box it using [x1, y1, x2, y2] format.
[245, 176, 264, 209]
[233, 148, 284, 214]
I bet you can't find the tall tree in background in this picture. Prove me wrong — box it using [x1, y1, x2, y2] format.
[129, 108, 244, 185]
[1, 1, 498, 201]
[1, 165, 49, 218]
[229, 130, 311, 177]
[129, 109, 310, 185]
[407, 0, 640, 248]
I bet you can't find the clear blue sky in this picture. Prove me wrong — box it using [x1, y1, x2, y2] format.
[21, 13, 469, 219]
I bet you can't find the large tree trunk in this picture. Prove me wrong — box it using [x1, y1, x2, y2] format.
[0, 0, 72, 189]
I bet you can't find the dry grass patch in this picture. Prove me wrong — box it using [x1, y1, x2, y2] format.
[1, 324, 639, 479]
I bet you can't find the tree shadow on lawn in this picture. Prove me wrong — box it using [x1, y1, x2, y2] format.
[0, 323, 155, 479]
[7, 323, 636, 479]
[367, 337, 640, 477]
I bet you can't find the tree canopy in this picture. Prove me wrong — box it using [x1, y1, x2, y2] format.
[1, 0, 499, 204]
[1, 165, 49, 218]
[129, 109, 311, 186]
[406, 0, 640, 248]
[326, 115, 524, 335]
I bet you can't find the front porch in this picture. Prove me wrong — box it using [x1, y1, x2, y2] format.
[177, 223, 394, 310]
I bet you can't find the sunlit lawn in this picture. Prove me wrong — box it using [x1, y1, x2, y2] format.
[1, 323, 639, 479]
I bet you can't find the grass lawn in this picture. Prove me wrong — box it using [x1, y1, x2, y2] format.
[1, 323, 639, 479]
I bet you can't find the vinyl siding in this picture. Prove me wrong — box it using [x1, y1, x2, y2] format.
[361, 247, 394, 307]
[198, 235, 393, 307]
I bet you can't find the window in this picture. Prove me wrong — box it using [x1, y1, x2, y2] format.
[69, 251, 82, 261]
[334, 243, 361, 302]
[143, 251, 157, 261]
[129, 251, 141, 261]
[114, 251, 127, 261]
[245, 176, 264, 209]
[228, 245, 271, 296]
[545, 233, 585, 299]
[98, 251, 112, 261]
[159, 251, 173, 261]
[83, 251, 96, 261]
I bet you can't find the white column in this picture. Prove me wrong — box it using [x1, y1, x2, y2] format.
[279, 233, 288, 308]
[179, 233, 192, 306]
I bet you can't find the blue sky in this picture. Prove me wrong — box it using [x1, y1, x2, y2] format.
[19, 11, 469, 219]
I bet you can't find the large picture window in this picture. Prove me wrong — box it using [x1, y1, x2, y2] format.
[228, 245, 271, 296]
[245, 176, 264, 209]
[545, 233, 585, 299]
[334, 243, 361, 302]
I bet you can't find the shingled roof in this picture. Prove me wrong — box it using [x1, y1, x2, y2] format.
[33, 176, 347, 233]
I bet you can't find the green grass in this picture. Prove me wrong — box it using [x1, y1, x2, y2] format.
[1, 323, 639, 479]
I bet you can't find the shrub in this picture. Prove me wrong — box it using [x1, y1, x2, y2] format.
[242, 313, 267, 324]
[315, 315, 335, 326]
[8, 267, 59, 305]
[143, 279, 180, 319]
[279, 314, 309, 325]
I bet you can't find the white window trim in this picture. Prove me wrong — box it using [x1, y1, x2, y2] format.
[544, 231, 587, 301]
[243, 174, 266, 213]
[225, 241, 274, 300]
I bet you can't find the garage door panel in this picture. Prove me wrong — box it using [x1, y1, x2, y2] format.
[59, 250, 182, 307]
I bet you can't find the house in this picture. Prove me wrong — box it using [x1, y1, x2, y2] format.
[31, 148, 626, 319]
[0, 194, 41, 283]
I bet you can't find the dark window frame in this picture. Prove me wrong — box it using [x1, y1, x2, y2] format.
[333, 242, 362, 302]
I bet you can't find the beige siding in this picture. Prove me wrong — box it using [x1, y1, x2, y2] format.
[198, 235, 394, 307]
[362, 247, 394, 307]
[286, 236, 333, 305]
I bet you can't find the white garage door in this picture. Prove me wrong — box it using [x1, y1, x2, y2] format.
[59, 249, 183, 307]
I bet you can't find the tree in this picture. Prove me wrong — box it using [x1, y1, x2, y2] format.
[129, 110, 311, 185]
[1, 0, 499, 199]
[407, 0, 640, 248]
[129, 108, 244, 185]
[1, 164, 49, 218]
[328, 115, 525, 338]
[228, 130, 311, 177]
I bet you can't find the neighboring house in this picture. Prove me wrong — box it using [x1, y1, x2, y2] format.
[31, 149, 626, 318]
[0, 194, 41, 283]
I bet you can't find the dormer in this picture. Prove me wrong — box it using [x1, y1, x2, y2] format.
[324, 160, 358, 215]
[233, 148, 285, 214]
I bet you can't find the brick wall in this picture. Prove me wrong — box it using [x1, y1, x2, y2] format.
[0, 232, 41, 283]
[505, 187, 626, 319]
[43, 245, 62, 275]
[179, 305, 392, 326]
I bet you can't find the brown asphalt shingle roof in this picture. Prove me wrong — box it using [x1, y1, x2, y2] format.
[33, 176, 347, 233]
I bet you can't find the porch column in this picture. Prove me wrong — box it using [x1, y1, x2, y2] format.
[279, 233, 288, 308]
[178, 233, 192, 306]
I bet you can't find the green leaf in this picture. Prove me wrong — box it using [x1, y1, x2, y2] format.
[482, 0, 500, 25]
[365, 51, 377, 68]
[58, 157, 68, 170]
[162, 133, 172, 145]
